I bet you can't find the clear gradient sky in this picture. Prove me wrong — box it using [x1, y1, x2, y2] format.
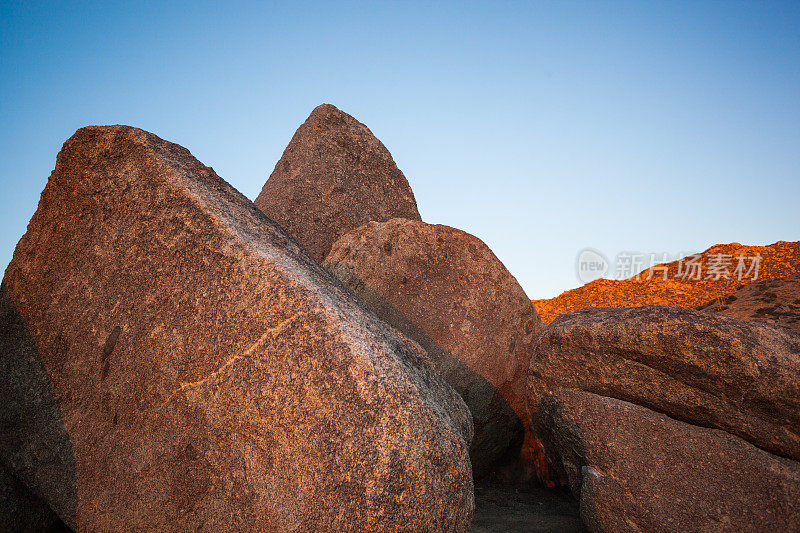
[2, 1, 798, 298]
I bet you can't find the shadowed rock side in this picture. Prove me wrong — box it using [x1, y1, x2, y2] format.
[325, 218, 545, 481]
[529, 305, 800, 463]
[1, 125, 474, 531]
[0, 462, 64, 532]
[533, 241, 800, 324]
[255, 104, 421, 262]
[324, 265, 523, 480]
[470, 486, 585, 533]
[0, 282, 76, 527]
[535, 389, 800, 533]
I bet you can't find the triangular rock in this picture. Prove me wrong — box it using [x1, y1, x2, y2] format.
[255, 104, 421, 262]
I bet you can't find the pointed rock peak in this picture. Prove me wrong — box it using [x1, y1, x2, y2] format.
[299, 103, 373, 138]
[307, 102, 351, 123]
[255, 104, 421, 262]
[312, 102, 340, 114]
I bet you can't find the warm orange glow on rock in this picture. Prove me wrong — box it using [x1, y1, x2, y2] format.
[533, 241, 800, 324]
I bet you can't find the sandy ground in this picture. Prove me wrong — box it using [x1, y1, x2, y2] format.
[471, 485, 586, 533]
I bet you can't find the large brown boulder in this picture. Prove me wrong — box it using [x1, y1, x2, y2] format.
[254, 104, 421, 262]
[529, 305, 800, 463]
[0, 126, 474, 531]
[325, 218, 544, 480]
[534, 389, 800, 533]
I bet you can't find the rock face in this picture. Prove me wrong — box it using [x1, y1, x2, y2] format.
[528, 306, 800, 531]
[533, 241, 800, 324]
[0, 126, 474, 531]
[325, 218, 544, 480]
[0, 464, 62, 532]
[254, 104, 421, 262]
[534, 389, 800, 533]
[529, 305, 800, 463]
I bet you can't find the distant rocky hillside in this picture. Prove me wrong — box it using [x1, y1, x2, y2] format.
[697, 275, 800, 333]
[533, 241, 800, 324]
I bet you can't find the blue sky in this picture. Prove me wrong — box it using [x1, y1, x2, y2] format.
[2, 1, 798, 298]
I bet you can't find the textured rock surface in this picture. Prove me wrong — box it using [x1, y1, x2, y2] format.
[535, 389, 800, 533]
[325, 218, 544, 479]
[533, 241, 800, 324]
[0, 126, 474, 531]
[529, 305, 800, 463]
[255, 104, 421, 262]
[0, 463, 62, 532]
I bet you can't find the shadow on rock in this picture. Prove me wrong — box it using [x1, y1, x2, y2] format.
[0, 281, 77, 529]
[326, 265, 524, 480]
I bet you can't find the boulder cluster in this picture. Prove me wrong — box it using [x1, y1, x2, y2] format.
[1, 104, 798, 532]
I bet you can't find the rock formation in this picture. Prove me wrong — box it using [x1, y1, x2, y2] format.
[528, 305, 800, 531]
[529, 305, 800, 461]
[533, 241, 800, 324]
[0, 126, 474, 531]
[325, 218, 544, 480]
[255, 104, 421, 262]
[535, 389, 800, 532]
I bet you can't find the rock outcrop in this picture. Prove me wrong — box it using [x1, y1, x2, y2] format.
[529, 305, 800, 462]
[534, 389, 800, 533]
[255, 104, 421, 262]
[533, 241, 800, 324]
[528, 306, 800, 531]
[0, 126, 474, 531]
[325, 218, 544, 480]
[697, 275, 800, 333]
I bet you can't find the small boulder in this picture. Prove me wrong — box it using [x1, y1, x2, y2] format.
[325, 218, 544, 479]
